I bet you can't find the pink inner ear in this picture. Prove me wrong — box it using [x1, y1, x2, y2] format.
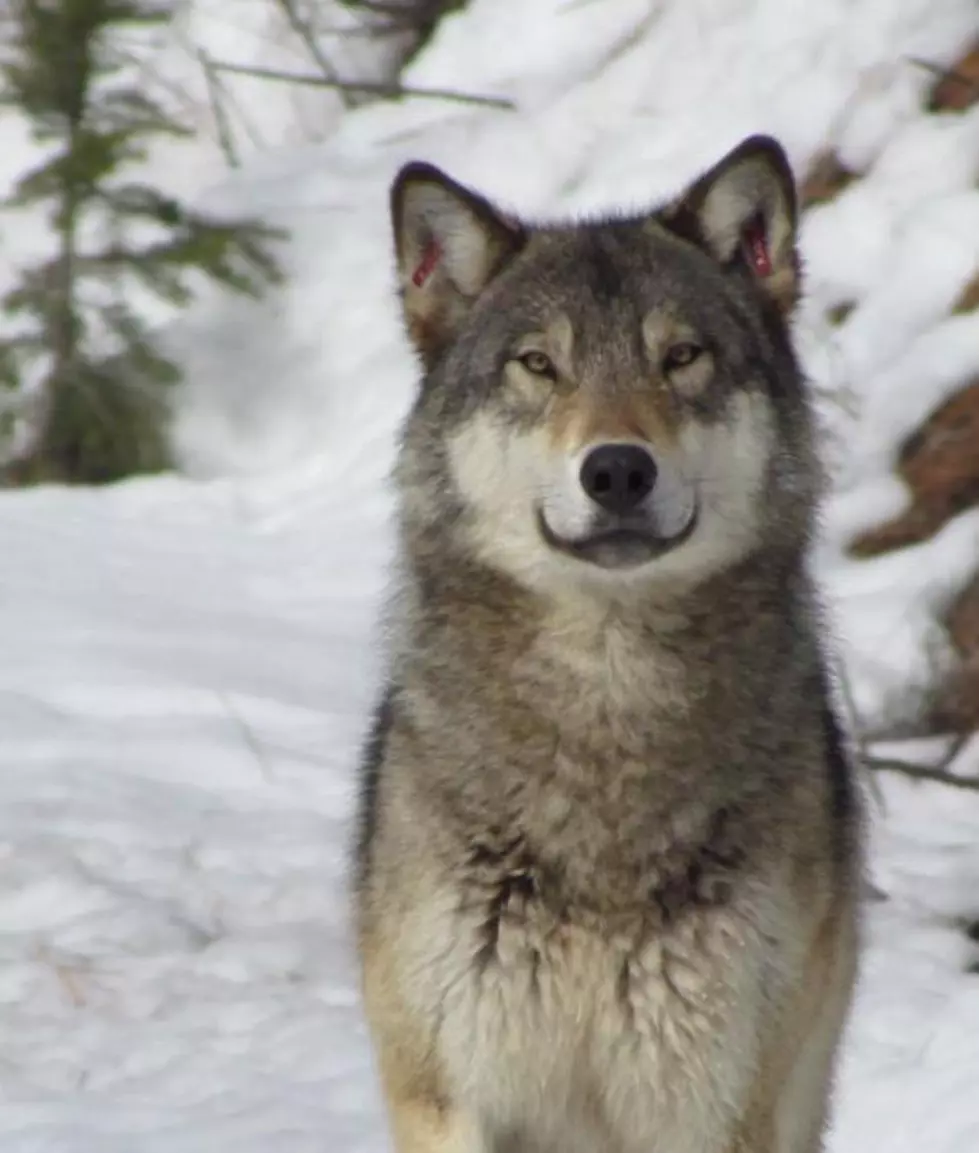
[412, 240, 441, 288]
[744, 223, 772, 277]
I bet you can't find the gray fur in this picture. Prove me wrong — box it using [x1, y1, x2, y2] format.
[355, 135, 862, 1153]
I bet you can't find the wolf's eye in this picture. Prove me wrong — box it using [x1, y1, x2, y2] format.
[663, 342, 703, 372]
[517, 350, 556, 378]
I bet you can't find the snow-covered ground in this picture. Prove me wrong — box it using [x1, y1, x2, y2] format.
[2, 0, 979, 1149]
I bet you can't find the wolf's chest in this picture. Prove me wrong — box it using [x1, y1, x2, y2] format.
[403, 866, 783, 1152]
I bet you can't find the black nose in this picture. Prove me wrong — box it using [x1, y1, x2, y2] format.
[579, 444, 658, 515]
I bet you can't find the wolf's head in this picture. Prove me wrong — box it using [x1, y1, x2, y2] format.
[390, 136, 819, 599]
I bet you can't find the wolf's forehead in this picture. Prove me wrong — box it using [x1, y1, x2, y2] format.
[527, 223, 653, 288]
[516, 224, 707, 326]
[507, 230, 704, 363]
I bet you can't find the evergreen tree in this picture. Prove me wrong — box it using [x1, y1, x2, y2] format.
[0, 0, 285, 484]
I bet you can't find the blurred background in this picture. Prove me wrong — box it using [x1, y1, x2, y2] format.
[0, 2, 978, 1151]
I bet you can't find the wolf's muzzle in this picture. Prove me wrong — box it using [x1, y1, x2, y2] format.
[536, 504, 698, 570]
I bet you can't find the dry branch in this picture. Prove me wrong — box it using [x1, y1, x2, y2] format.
[207, 58, 515, 110]
[864, 733, 979, 792]
[272, 0, 351, 108]
[197, 48, 240, 168]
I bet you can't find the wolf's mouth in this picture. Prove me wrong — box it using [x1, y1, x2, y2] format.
[535, 507, 698, 569]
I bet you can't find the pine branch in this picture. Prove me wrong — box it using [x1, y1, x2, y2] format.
[0, 0, 286, 484]
[208, 58, 515, 110]
[48, 9, 89, 425]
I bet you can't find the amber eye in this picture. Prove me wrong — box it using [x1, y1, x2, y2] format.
[662, 342, 704, 372]
[517, 350, 556, 378]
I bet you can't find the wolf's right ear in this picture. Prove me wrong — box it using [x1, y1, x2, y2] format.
[391, 163, 525, 369]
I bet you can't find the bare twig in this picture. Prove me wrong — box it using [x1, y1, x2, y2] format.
[273, 0, 351, 108]
[908, 56, 979, 96]
[169, 16, 265, 153]
[208, 58, 515, 110]
[865, 732, 979, 792]
[197, 48, 240, 168]
[865, 756, 979, 791]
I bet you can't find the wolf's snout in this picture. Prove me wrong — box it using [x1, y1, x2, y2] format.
[579, 444, 657, 515]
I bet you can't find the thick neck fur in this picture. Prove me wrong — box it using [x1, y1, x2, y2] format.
[390, 539, 825, 913]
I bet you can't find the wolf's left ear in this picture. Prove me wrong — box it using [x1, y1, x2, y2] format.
[665, 135, 800, 314]
[391, 162, 525, 368]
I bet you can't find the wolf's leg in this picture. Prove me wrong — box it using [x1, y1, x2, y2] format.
[369, 1021, 487, 1153]
[775, 907, 857, 1153]
[385, 1094, 486, 1153]
[362, 930, 487, 1153]
[729, 898, 857, 1153]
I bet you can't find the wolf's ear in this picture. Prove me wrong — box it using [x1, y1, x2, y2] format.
[665, 135, 800, 314]
[391, 162, 525, 368]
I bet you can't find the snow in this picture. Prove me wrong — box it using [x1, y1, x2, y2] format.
[0, 468, 388, 1151]
[1, 0, 979, 1149]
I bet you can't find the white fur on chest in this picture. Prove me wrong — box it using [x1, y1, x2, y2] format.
[402, 878, 795, 1153]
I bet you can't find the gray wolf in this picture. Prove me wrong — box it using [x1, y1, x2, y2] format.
[353, 135, 862, 1153]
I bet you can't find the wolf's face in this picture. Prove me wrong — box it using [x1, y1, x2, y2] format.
[391, 138, 817, 595]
